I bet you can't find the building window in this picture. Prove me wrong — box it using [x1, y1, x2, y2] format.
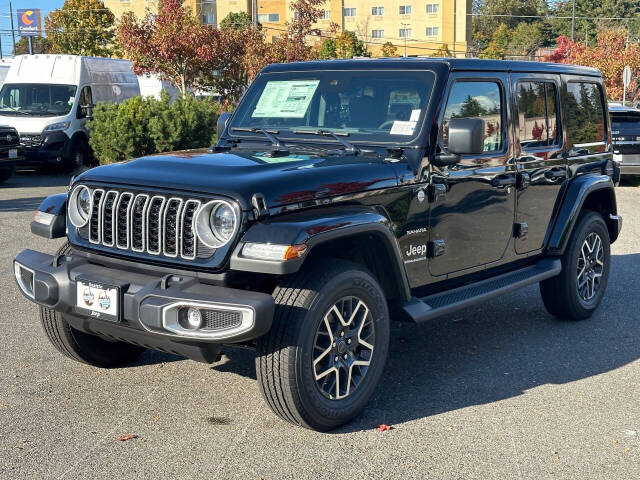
[320, 10, 330, 19]
[399, 28, 411, 38]
[257, 13, 280, 23]
[371, 6, 384, 16]
[399, 5, 412, 15]
[425, 27, 438, 36]
[372, 29, 384, 38]
[426, 4, 439, 13]
[202, 13, 215, 24]
[343, 7, 356, 17]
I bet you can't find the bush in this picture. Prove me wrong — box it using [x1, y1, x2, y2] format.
[88, 91, 220, 165]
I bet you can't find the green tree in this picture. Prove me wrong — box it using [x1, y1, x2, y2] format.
[479, 24, 512, 59]
[318, 31, 369, 59]
[219, 12, 252, 31]
[507, 22, 543, 57]
[45, 0, 116, 56]
[381, 42, 398, 57]
[430, 43, 452, 57]
[13, 36, 52, 55]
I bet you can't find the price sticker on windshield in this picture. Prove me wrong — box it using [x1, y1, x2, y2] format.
[252, 80, 320, 118]
[390, 120, 417, 135]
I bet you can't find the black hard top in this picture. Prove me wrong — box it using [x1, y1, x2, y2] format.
[262, 57, 601, 77]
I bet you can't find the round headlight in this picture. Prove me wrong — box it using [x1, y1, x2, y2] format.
[195, 200, 238, 248]
[210, 203, 236, 243]
[68, 185, 92, 228]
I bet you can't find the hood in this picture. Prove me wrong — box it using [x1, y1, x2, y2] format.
[77, 149, 399, 210]
[0, 114, 68, 135]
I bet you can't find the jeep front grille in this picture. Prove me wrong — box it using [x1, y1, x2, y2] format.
[81, 189, 205, 261]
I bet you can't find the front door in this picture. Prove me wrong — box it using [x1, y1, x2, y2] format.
[511, 74, 566, 254]
[428, 73, 516, 277]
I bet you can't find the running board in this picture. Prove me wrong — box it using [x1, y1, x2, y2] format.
[403, 258, 562, 323]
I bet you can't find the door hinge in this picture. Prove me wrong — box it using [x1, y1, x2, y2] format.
[427, 240, 446, 258]
[513, 222, 528, 239]
[427, 184, 447, 203]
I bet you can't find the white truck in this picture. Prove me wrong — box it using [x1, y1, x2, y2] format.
[0, 55, 140, 171]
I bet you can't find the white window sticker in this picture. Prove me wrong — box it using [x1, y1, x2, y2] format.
[390, 120, 417, 135]
[252, 80, 320, 118]
[410, 109, 421, 122]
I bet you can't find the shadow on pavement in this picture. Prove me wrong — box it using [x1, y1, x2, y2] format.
[0, 196, 47, 212]
[0, 171, 73, 190]
[197, 253, 640, 432]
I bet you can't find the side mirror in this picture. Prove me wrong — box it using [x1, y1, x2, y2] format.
[447, 117, 486, 155]
[80, 104, 95, 119]
[217, 112, 232, 139]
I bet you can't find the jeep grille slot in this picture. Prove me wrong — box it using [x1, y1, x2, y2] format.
[75, 187, 224, 262]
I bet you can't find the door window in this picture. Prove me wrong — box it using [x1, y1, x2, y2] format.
[517, 81, 559, 148]
[442, 81, 504, 153]
[77, 86, 92, 119]
[566, 82, 605, 146]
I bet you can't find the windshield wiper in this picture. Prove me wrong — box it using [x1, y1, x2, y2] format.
[230, 127, 289, 157]
[292, 129, 360, 155]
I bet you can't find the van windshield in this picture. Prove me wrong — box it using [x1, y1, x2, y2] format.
[0, 83, 77, 117]
[229, 69, 436, 145]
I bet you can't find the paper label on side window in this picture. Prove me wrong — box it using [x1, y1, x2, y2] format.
[390, 120, 417, 135]
[410, 109, 421, 122]
[252, 80, 320, 118]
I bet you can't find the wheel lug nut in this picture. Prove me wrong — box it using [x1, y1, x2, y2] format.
[347, 339, 352, 344]
[340, 331, 344, 337]
[343, 354, 348, 359]
[334, 356, 339, 362]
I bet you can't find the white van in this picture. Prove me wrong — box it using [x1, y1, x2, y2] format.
[0, 55, 140, 170]
[137, 73, 179, 102]
[0, 58, 13, 86]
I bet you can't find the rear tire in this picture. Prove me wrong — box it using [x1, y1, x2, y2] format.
[0, 166, 13, 184]
[256, 259, 390, 431]
[540, 210, 611, 320]
[67, 139, 87, 173]
[40, 243, 146, 367]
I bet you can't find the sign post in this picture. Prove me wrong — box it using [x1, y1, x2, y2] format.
[623, 65, 632, 106]
[16, 8, 41, 54]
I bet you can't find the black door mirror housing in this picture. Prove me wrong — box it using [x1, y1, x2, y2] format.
[79, 104, 95, 120]
[447, 118, 486, 155]
[217, 112, 232, 139]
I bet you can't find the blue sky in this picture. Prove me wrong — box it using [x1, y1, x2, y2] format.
[0, 1, 65, 58]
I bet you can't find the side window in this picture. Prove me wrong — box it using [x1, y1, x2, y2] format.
[517, 81, 559, 148]
[77, 86, 92, 119]
[442, 81, 504, 153]
[566, 82, 605, 146]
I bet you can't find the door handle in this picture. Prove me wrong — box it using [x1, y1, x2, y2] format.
[491, 176, 516, 188]
[545, 169, 567, 180]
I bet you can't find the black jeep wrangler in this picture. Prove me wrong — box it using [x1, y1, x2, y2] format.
[0, 125, 22, 184]
[15, 59, 622, 431]
[610, 104, 640, 176]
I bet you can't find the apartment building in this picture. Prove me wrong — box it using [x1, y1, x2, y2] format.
[105, 0, 471, 57]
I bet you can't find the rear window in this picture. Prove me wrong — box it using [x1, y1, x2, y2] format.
[565, 82, 605, 147]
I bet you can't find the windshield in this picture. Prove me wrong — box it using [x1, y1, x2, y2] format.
[0, 83, 77, 117]
[230, 69, 436, 145]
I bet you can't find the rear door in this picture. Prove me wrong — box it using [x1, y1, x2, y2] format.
[511, 73, 566, 254]
[428, 72, 516, 277]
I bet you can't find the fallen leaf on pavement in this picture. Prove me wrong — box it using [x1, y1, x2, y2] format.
[375, 424, 392, 431]
[117, 434, 138, 442]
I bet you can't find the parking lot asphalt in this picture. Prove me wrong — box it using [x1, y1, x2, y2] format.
[0, 172, 638, 480]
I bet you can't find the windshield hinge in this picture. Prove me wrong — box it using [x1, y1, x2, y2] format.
[251, 193, 270, 220]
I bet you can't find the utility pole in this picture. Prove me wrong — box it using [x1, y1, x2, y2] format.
[28, 37, 33, 55]
[9, 2, 16, 55]
[251, 0, 258, 28]
[401, 22, 409, 57]
[453, 0, 457, 57]
[571, 0, 576, 40]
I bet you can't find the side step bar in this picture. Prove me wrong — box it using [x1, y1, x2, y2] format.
[403, 258, 562, 323]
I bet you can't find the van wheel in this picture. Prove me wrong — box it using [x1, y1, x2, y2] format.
[40, 243, 146, 367]
[67, 140, 87, 172]
[256, 259, 390, 431]
[540, 211, 611, 320]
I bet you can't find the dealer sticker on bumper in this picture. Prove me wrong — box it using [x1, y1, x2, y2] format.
[76, 280, 119, 321]
[8, 149, 17, 159]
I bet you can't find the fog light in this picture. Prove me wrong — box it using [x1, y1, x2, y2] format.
[14, 262, 35, 299]
[178, 307, 203, 330]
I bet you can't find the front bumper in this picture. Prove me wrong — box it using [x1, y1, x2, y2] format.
[613, 153, 640, 176]
[21, 132, 71, 167]
[14, 249, 275, 363]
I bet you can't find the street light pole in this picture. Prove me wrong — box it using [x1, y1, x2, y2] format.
[571, 0, 576, 41]
[401, 22, 409, 57]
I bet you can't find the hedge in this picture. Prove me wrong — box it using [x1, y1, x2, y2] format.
[87, 91, 220, 165]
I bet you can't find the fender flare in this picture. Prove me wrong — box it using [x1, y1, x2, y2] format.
[230, 207, 412, 302]
[546, 174, 620, 255]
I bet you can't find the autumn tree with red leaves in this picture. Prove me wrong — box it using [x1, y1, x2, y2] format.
[544, 31, 640, 102]
[117, 0, 221, 96]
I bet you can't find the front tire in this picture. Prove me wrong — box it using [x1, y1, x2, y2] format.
[67, 139, 88, 173]
[39, 243, 146, 367]
[540, 210, 611, 320]
[256, 260, 390, 431]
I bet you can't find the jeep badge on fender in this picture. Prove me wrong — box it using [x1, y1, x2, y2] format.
[15, 58, 622, 431]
